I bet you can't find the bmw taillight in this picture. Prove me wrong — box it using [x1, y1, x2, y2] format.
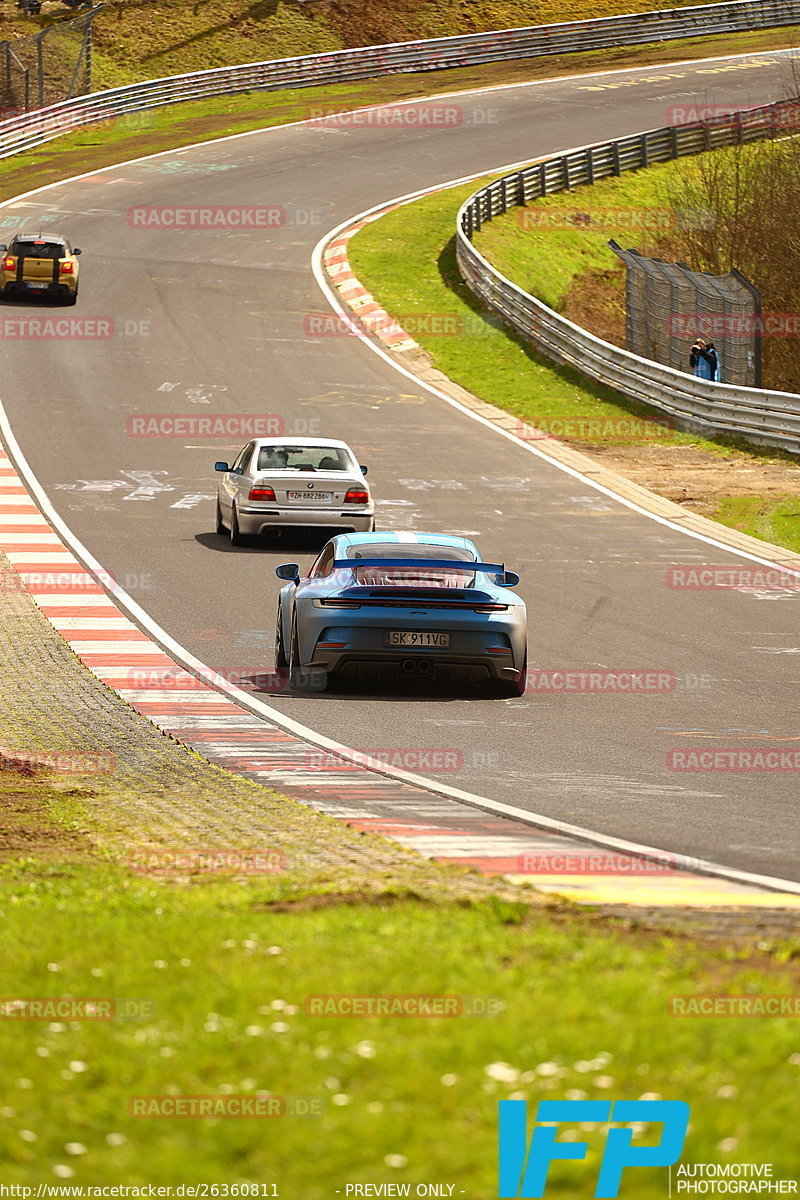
[59, 261, 75, 274]
[343, 489, 369, 504]
[2, 257, 15, 270]
[249, 486, 276, 501]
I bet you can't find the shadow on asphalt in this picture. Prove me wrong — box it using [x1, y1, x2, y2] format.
[195, 531, 332, 556]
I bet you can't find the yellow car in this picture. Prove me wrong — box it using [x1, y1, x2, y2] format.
[0, 231, 81, 305]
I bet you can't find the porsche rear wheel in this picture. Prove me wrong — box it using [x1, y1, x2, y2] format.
[275, 605, 288, 670]
[289, 612, 327, 692]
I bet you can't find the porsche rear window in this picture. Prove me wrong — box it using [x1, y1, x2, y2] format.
[345, 543, 477, 588]
[12, 241, 65, 258]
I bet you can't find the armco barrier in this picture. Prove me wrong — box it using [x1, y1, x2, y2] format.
[0, 0, 799, 158]
[456, 100, 800, 453]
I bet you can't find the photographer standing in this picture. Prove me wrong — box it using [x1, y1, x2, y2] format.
[690, 337, 720, 382]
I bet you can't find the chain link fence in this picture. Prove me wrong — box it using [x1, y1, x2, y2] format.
[0, 5, 101, 116]
[608, 240, 761, 387]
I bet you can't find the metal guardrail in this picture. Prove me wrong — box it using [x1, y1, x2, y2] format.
[0, 0, 799, 158]
[456, 101, 800, 453]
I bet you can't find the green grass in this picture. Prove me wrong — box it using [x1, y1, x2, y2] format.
[1, 859, 799, 1191]
[347, 176, 731, 451]
[711, 495, 800, 553]
[471, 161, 674, 311]
[4, 0, 794, 91]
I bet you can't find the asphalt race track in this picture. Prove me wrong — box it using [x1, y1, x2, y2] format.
[2, 49, 799, 882]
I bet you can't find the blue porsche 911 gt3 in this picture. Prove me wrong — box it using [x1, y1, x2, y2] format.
[274, 532, 527, 694]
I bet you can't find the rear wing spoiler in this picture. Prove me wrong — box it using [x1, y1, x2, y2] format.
[332, 558, 504, 573]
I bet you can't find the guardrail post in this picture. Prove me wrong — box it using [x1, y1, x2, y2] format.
[641, 132, 649, 167]
[562, 155, 570, 191]
[669, 126, 679, 158]
[36, 33, 44, 108]
[586, 147, 594, 185]
[612, 142, 621, 176]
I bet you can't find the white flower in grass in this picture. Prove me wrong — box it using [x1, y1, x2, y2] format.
[366, 1101, 383, 1113]
[485, 1062, 519, 1083]
[594, 1052, 612, 1066]
[221, 940, 236, 949]
[566, 1089, 587, 1101]
[314, 1046, 332, 1059]
[594, 1076, 615, 1089]
[1, 1107, 16, 1117]
[245, 1026, 263, 1037]
[561, 1130, 579, 1142]
[574, 1060, 593, 1073]
[788, 1053, 800, 1066]
[508, 1091, 527, 1101]
[90, 968, 104, 978]
[47, 963, 60, 973]
[638, 1092, 661, 1101]
[440, 1074, 458, 1087]
[266, 946, 282, 956]
[105, 1133, 126, 1146]
[270, 1022, 289, 1034]
[16, 1079, 33, 1089]
[36, 1047, 50, 1057]
[219, 1084, 234, 1095]
[716, 1085, 738, 1099]
[53, 1166, 74, 1178]
[283, 1005, 298, 1016]
[355, 1041, 376, 1059]
[159, 1047, 175, 1058]
[384, 1155, 407, 1169]
[153, 960, 167, 970]
[324, 1077, 341, 1091]
[535, 1062, 559, 1077]
[48, 1023, 66, 1033]
[19, 1130, 37, 1142]
[68, 1062, 88, 1074]
[718, 1138, 738, 1153]
[331, 1094, 351, 1106]
[243, 940, 258, 950]
[270, 1000, 285, 1011]
[64, 1143, 87, 1156]
[60, 1071, 74, 1082]
[180, 958, 191, 967]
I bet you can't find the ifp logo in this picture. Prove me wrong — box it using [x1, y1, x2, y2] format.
[498, 1099, 689, 1197]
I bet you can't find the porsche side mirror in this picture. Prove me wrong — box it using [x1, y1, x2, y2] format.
[275, 563, 300, 583]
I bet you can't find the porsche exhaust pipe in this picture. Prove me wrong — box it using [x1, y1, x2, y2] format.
[401, 658, 433, 676]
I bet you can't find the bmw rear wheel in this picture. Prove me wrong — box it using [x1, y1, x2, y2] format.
[215, 498, 226, 536]
[229, 503, 244, 546]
